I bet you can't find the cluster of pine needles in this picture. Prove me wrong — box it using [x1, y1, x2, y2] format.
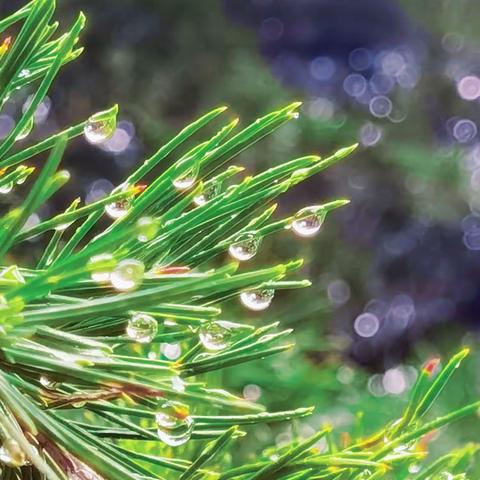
[0, 1, 477, 479]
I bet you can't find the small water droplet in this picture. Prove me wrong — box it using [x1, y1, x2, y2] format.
[110, 259, 144, 291]
[72, 401, 86, 408]
[193, 182, 220, 206]
[228, 232, 260, 261]
[19, 69, 30, 78]
[291, 207, 324, 237]
[199, 321, 241, 351]
[0, 439, 27, 467]
[88, 253, 116, 283]
[55, 219, 73, 232]
[172, 375, 186, 393]
[240, 289, 275, 311]
[0, 180, 12, 193]
[173, 163, 199, 191]
[438, 473, 453, 480]
[40, 375, 60, 390]
[84, 106, 118, 144]
[126, 313, 158, 343]
[155, 401, 194, 447]
[136, 216, 159, 242]
[15, 116, 33, 141]
[105, 185, 132, 219]
[16, 169, 29, 185]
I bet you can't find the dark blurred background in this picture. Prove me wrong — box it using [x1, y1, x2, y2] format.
[2, 0, 480, 452]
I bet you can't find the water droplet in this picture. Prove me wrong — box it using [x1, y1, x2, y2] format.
[193, 182, 220, 206]
[240, 289, 275, 311]
[16, 169, 29, 185]
[439, 473, 453, 480]
[88, 253, 116, 283]
[126, 313, 158, 343]
[19, 69, 30, 78]
[15, 116, 33, 141]
[72, 401, 86, 408]
[291, 207, 324, 237]
[173, 161, 199, 191]
[172, 376, 186, 393]
[84, 105, 118, 144]
[104, 185, 132, 219]
[155, 401, 194, 447]
[136, 217, 159, 242]
[110, 259, 144, 291]
[408, 464, 421, 474]
[0, 182, 12, 194]
[40, 375, 60, 390]
[228, 232, 260, 261]
[0, 439, 27, 467]
[199, 321, 240, 351]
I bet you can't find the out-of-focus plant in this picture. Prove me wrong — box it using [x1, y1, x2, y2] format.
[0, 1, 478, 479]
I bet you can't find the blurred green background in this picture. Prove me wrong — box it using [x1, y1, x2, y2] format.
[3, 0, 480, 472]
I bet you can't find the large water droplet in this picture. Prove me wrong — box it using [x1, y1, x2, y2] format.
[0, 439, 27, 467]
[199, 321, 241, 351]
[84, 105, 118, 144]
[126, 313, 158, 343]
[88, 253, 116, 283]
[173, 163, 198, 191]
[40, 375, 60, 390]
[15, 116, 34, 141]
[240, 289, 275, 311]
[291, 207, 325, 237]
[136, 216, 159, 242]
[155, 401, 194, 447]
[110, 259, 144, 291]
[193, 181, 220, 206]
[228, 232, 260, 261]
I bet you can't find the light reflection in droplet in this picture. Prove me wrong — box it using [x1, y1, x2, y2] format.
[100, 120, 135, 154]
[343, 73, 367, 97]
[85, 179, 114, 204]
[354, 312, 380, 337]
[453, 119, 477, 143]
[243, 384, 262, 402]
[368, 374, 386, 397]
[383, 367, 407, 395]
[349, 48, 372, 72]
[370, 73, 395, 95]
[161, 343, 182, 360]
[381, 51, 406, 77]
[458, 75, 480, 101]
[369, 95, 392, 118]
[327, 279, 351, 307]
[310, 56, 336, 81]
[360, 122, 383, 147]
[307, 97, 334, 120]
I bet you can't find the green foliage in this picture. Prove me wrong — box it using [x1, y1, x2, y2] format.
[0, 2, 477, 480]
